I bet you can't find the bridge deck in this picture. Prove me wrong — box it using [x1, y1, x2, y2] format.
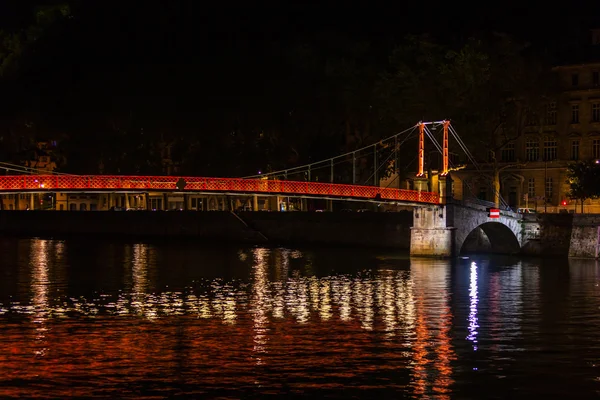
[0, 175, 440, 204]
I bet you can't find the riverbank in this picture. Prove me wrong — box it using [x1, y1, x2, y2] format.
[3, 210, 600, 258]
[0, 210, 413, 249]
[520, 213, 600, 259]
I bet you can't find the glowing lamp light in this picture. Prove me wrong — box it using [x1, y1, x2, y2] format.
[257, 170, 262, 175]
[40, 183, 44, 188]
[561, 200, 568, 206]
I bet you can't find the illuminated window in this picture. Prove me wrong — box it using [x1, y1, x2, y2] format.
[545, 177, 553, 202]
[594, 139, 600, 159]
[526, 138, 540, 161]
[571, 140, 580, 160]
[528, 178, 535, 198]
[593, 103, 600, 122]
[543, 139, 557, 161]
[545, 102, 557, 125]
[572, 104, 580, 123]
[501, 143, 515, 162]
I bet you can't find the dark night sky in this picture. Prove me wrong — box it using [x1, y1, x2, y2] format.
[4, 2, 600, 54]
[2, 1, 600, 139]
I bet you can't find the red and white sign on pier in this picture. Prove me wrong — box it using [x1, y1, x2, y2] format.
[488, 208, 500, 218]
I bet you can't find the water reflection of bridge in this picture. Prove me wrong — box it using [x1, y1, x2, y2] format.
[0, 241, 460, 398]
[5, 240, 600, 397]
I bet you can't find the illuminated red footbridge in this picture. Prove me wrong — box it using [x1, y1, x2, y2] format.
[0, 175, 440, 204]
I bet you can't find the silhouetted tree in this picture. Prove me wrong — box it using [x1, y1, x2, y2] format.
[379, 33, 555, 205]
[566, 161, 600, 213]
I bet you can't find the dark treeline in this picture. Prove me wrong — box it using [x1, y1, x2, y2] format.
[0, 2, 595, 179]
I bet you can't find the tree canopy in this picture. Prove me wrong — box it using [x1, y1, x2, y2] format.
[566, 161, 600, 211]
[379, 33, 555, 162]
[0, 3, 557, 181]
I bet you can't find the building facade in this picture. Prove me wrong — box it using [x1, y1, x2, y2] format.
[381, 30, 600, 213]
[464, 43, 600, 213]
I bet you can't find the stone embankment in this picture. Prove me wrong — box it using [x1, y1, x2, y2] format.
[521, 214, 600, 258]
[0, 210, 413, 249]
[3, 210, 600, 258]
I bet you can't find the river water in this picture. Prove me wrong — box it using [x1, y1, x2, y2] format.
[0, 237, 599, 399]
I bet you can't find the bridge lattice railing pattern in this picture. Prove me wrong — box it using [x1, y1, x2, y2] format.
[0, 175, 440, 204]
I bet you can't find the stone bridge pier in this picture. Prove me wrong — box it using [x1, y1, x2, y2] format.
[410, 203, 524, 257]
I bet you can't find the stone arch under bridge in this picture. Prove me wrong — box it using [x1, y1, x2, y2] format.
[410, 203, 524, 257]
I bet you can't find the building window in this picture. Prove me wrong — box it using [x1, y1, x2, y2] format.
[545, 102, 557, 125]
[150, 198, 162, 210]
[572, 104, 580, 123]
[594, 139, 600, 159]
[501, 143, 515, 162]
[593, 103, 600, 122]
[528, 178, 535, 198]
[572, 73, 579, 87]
[543, 139, 557, 161]
[524, 107, 537, 126]
[571, 140, 580, 160]
[545, 177, 553, 202]
[594, 71, 599, 86]
[526, 138, 540, 161]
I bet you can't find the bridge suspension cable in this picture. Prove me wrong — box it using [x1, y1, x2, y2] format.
[242, 118, 509, 209]
[420, 122, 509, 209]
[361, 129, 418, 186]
[447, 125, 508, 208]
[0, 161, 76, 176]
[240, 124, 418, 181]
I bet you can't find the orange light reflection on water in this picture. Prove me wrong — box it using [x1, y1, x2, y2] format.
[0, 246, 462, 398]
[410, 259, 456, 398]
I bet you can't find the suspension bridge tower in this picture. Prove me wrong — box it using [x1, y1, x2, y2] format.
[409, 120, 456, 256]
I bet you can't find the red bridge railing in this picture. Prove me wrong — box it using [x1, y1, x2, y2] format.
[0, 175, 440, 204]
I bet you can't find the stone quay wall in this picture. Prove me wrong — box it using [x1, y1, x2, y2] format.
[3, 210, 600, 257]
[0, 210, 413, 249]
[521, 214, 600, 258]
